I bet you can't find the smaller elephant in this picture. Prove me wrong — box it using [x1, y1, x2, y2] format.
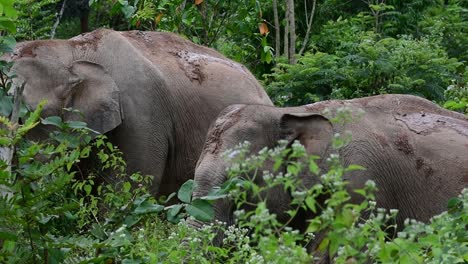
[190, 94, 468, 251]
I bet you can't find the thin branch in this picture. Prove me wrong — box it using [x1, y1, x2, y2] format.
[50, 0, 68, 39]
[299, 0, 317, 55]
[207, 1, 233, 47]
[304, 0, 308, 24]
[21, 186, 37, 263]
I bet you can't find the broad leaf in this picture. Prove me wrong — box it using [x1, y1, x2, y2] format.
[177, 179, 194, 203]
[186, 199, 214, 222]
[134, 200, 164, 214]
[0, 94, 12, 116]
[42, 116, 63, 128]
[166, 204, 184, 223]
[66, 121, 88, 129]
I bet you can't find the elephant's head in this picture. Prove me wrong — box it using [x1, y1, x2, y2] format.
[10, 38, 122, 137]
[190, 104, 333, 235]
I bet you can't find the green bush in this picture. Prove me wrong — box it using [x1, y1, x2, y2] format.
[418, 1, 468, 64]
[213, 140, 467, 263]
[0, 88, 465, 263]
[443, 67, 468, 114]
[15, 0, 61, 40]
[182, 107, 467, 262]
[265, 22, 462, 106]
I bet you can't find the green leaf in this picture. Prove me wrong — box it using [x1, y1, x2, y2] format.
[186, 199, 214, 222]
[447, 197, 462, 214]
[306, 218, 322, 233]
[42, 116, 63, 128]
[90, 224, 107, 240]
[0, 36, 15, 53]
[0, 0, 17, 18]
[0, 94, 12, 116]
[354, 188, 366, 197]
[84, 184, 92, 195]
[164, 192, 177, 204]
[0, 230, 17, 241]
[1, 240, 15, 253]
[0, 20, 16, 33]
[166, 204, 184, 223]
[177, 179, 194, 203]
[345, 164, 366, 172]
[123, 181, 131, 193]
[265, 51, 272, 64]
[305, 196, 317, 213]
[0, 136, 12, 146]
[64, 211, 77, 220]
[47, 248, 65, 264]
[122, 259, 142, 264]
[134, 200, 164, 214]
[65, 120, 88, 129]
[328, 233, 340, 256]
[200, 187, 228, 201]
[123, 215, 141, 227]
[317, 237, 329, 252]
[273, 158, 283, 171]
[38, 214, 56, 224]
[308, 156, 320, 175]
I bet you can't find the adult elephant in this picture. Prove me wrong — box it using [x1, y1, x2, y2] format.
[190, 94, 468, 248]
[10, 29, 272, 196]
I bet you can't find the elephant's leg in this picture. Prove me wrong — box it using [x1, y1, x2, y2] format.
[106, 125, 169, 196]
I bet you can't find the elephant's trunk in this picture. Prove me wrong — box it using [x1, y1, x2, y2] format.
[187, 158, 234, 245]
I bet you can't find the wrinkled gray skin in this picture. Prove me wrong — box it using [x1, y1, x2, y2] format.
[190, 94, 468, 254]
[10, 29, 272, 196]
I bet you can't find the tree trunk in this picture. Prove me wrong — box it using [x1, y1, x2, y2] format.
[273, 0, 281, 58]
[299, 0, 316, 55]
[283, 1, 289, 59]
[80, 7, 90, 33]
[287, 0, 296, 64]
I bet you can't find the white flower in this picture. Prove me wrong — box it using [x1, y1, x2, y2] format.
[228, 149, 241, 159]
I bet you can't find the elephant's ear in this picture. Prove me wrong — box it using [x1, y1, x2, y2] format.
[279, 113, 332, 157]
[67, 60, 122, 134]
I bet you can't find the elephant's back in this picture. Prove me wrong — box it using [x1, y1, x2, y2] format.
[121, 31, 225, 61]
[120, 30, 272, 104]
[120, 31, 248, 77]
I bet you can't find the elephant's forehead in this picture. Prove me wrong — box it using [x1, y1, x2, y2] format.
[204, 105, 246, 155]
[14, 40, 60, 59]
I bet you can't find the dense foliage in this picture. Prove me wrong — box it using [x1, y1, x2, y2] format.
[0, 103, 466, 263]
[11, 0, 466, 110]
[265, 0, 467, 107]
[0, 0, 466, 263]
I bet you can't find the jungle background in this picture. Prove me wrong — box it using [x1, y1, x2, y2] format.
[13, 0, 468, 111]
[0, 0, 466, 263]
